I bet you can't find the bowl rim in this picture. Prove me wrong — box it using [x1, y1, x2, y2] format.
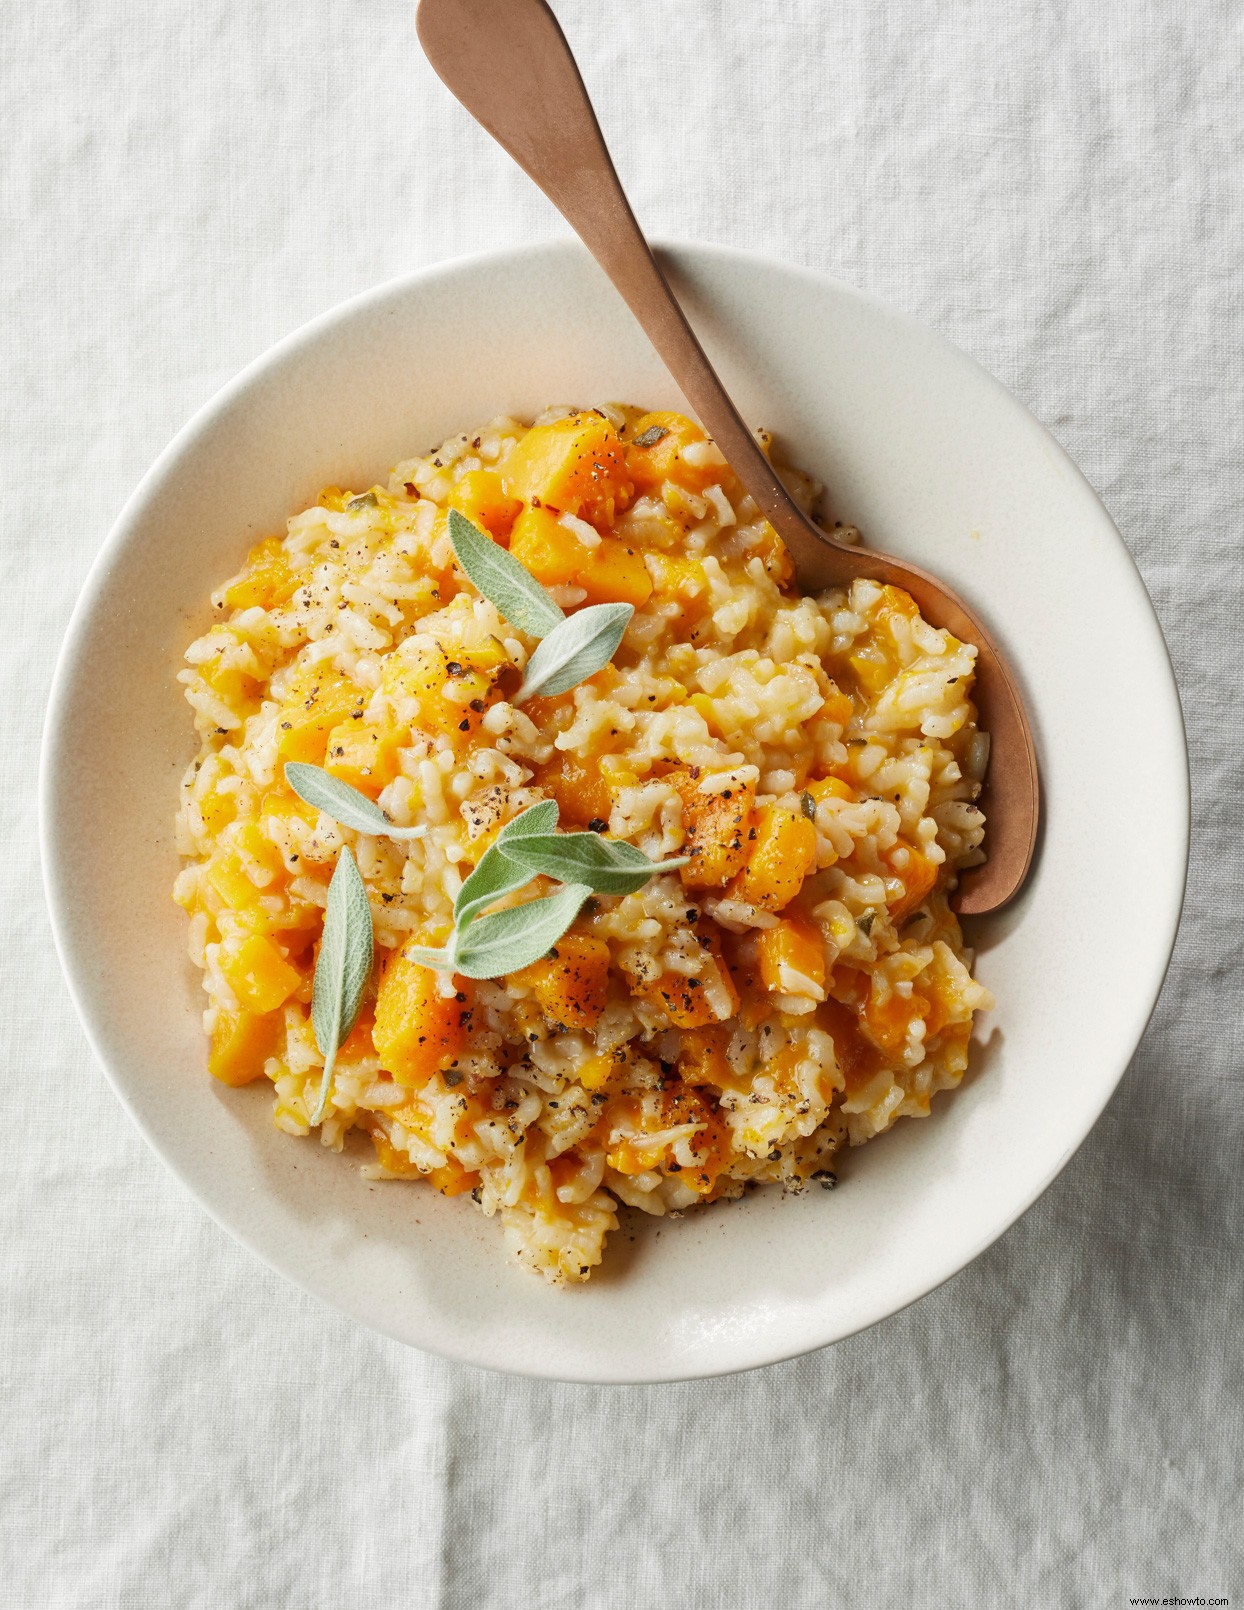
[39, 237, 1191, 1381]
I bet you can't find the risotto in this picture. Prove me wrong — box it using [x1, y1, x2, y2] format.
[173, 404, 993, 1283]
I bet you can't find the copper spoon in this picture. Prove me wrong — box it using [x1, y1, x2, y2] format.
[416, 0, 1038, 914]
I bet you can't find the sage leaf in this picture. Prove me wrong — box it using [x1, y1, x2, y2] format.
[453, 799, 559, 928]
[309, 847, 374, 1125]
[502, 832, 689, 896]
[451, 882, 594, 979]
[401, 943, 454, 971]
[515, 602, 634, 702]
[632, 424, 669, 448]
[448, 508, 565, 638]
[285, 762, 426, 841]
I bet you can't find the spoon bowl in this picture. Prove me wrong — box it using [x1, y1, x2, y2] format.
[416, 0, 1039, 913]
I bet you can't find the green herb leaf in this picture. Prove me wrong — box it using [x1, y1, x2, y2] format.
[284, 762, 426, 841]
[309, 847, 374, 1125]
[448, 508, 565, 638]
[515, 602, 634, 702]
[452, 799, 560, 928]
[632, 424, 670, 448]
[502, 832, 688, 896]
[401, 943, 454, 970]
[450, 882, 594, 979]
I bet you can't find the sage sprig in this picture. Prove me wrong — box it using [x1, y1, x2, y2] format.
[285, 762, 426, 841]
[501, 831, 688, 896]
[515, 603, 634, 702]
[447, 509, 636, 703]
[453, 799, 559, 928]
[448, 508, 564, 638]
[309, 846, 374, 1125]
[404, 811, 688, 980]
[407, 882, 596, 980]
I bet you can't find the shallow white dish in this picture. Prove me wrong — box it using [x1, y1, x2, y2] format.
[41, 240, 1188, 1382]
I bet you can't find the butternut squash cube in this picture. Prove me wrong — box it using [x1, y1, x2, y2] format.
[426, 1155, 480, 1197]
[368, 1126, 423, 1178]
[208, 1008, 282, 1087]
[886, 841, 939, 923]
[448, 469, 521, 541]
[373, 943, 473, 1084]
[381, 641, 493, 741]
[645, 929, 738, 1028]
[324, 720, 401, 799]
[645, 552, 709, 625]
[863, 978, 928, 1054]
[819, 689, 855, 728]
[531, 754, 612, 827]
[206, 852, 261, 912]
[509, 933, 611, 1030]
[198, 788, 237, 834]
[733, 805, 817, 912]
[503, 413, 632, 527]
[576, 1052, 619, 1092]
[668, 766, 756, 889]
[805, 774, 856, 805]
[220, 934, 303, 1014]
[276, 666, 365, 765]
[199, 655, 261, 710]
[626, 411, 723, 495]
[509, 504, 591, 587]
[645, 970, 721, 1029]
[677, 1024, 733, 1088]
[381, 641, 447, 717]
[816, 996, 881, 1095]
[756, 917, 826, 998]
[576, 538, 654, 608]
[222, 535, 303, 611]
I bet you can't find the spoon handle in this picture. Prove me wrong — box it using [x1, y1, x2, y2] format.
[416, 0, 1040, 915]
[415, 0, 840, 581]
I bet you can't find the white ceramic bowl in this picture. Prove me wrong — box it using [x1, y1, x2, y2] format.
[41, 241, 1188, 1382]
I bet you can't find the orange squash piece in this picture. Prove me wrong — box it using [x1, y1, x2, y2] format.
[503, 412, 633, 527]
[508, 504, 591, 587]
[732, 805, 817, 912]
[276, 666, 365, 765]
[677, 1025, 733, 1088]
[531, 754, 612, 827]
[805, 774, 855, 805]
[324, 719, 401, 799]
[373, 942, 473, 1084]
[381, 642, 495, 741]
[863, 978, 929, 1054]
[220, 934, 303, 1015]
[208, 1008, 282, 1087]
[667, 766, 756, 889]
[222, 535, 304, 611]
[576, 538, 654, 608]
[509, 932, 611, 1030]
[626, 411, 723, 496]
[886, 841, 939, 923]
[645, 553, 709, 625]
[756, 916, 826, 996]
[448, 469, 521, 542]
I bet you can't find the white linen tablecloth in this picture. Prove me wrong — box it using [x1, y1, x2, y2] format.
[3, 1, 1240, 1604]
